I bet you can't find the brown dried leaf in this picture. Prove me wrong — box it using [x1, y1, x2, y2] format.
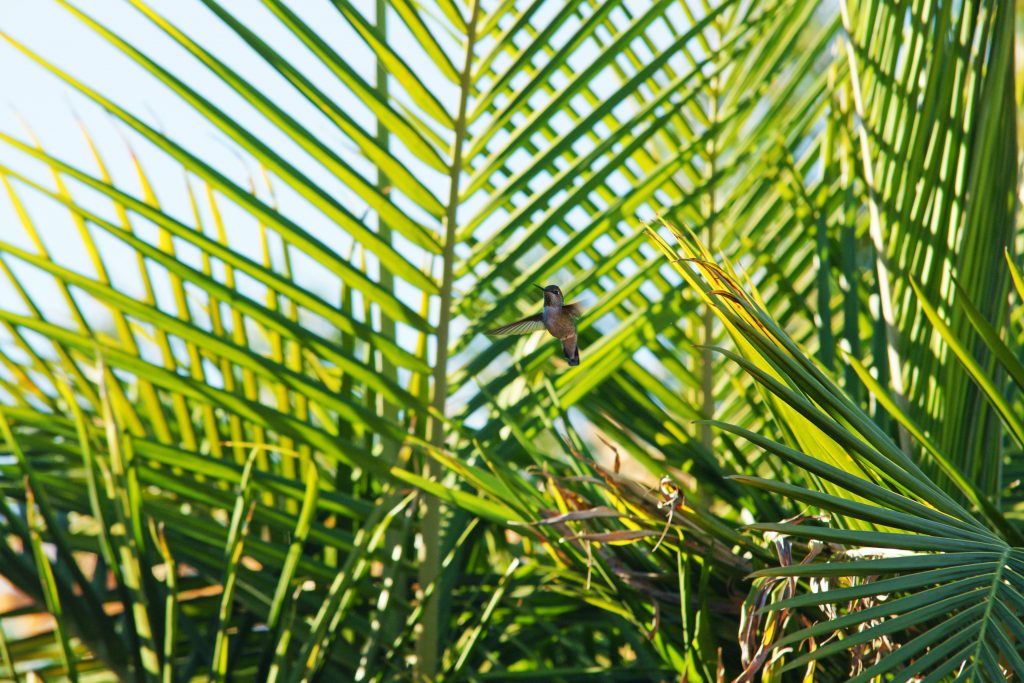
[567, 529, 659, 543]
[530, 506, 627, 525]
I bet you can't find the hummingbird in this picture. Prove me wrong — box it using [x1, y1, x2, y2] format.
[486, 284, 583, 366]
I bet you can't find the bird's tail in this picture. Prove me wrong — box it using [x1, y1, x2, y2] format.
[563, 338, 580, 366]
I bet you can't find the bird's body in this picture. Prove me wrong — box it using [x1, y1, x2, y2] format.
[541, 295, 579, 366]
[486, 285, 582, 366]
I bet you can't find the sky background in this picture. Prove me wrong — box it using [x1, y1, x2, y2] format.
[0, 0, 729, 457]
[0, 0, 677, 389]
[0, 0, 451, 363]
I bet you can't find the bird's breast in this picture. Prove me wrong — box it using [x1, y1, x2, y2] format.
[543, 306, 575, 337]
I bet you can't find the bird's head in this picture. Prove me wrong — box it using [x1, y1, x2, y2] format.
[534, 283, 564, 306]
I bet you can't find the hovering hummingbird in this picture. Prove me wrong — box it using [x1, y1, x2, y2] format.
[486, 284, 583, 366]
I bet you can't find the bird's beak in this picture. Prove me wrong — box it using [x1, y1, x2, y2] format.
[533, 284, 544, 291]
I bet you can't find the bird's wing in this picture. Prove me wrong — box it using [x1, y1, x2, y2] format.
[485, 314, 545, 336]
[563, 302, 586, 318]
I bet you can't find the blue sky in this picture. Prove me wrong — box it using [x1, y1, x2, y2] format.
[0, 0, 691, 419]
[0, 1, 424, 343]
